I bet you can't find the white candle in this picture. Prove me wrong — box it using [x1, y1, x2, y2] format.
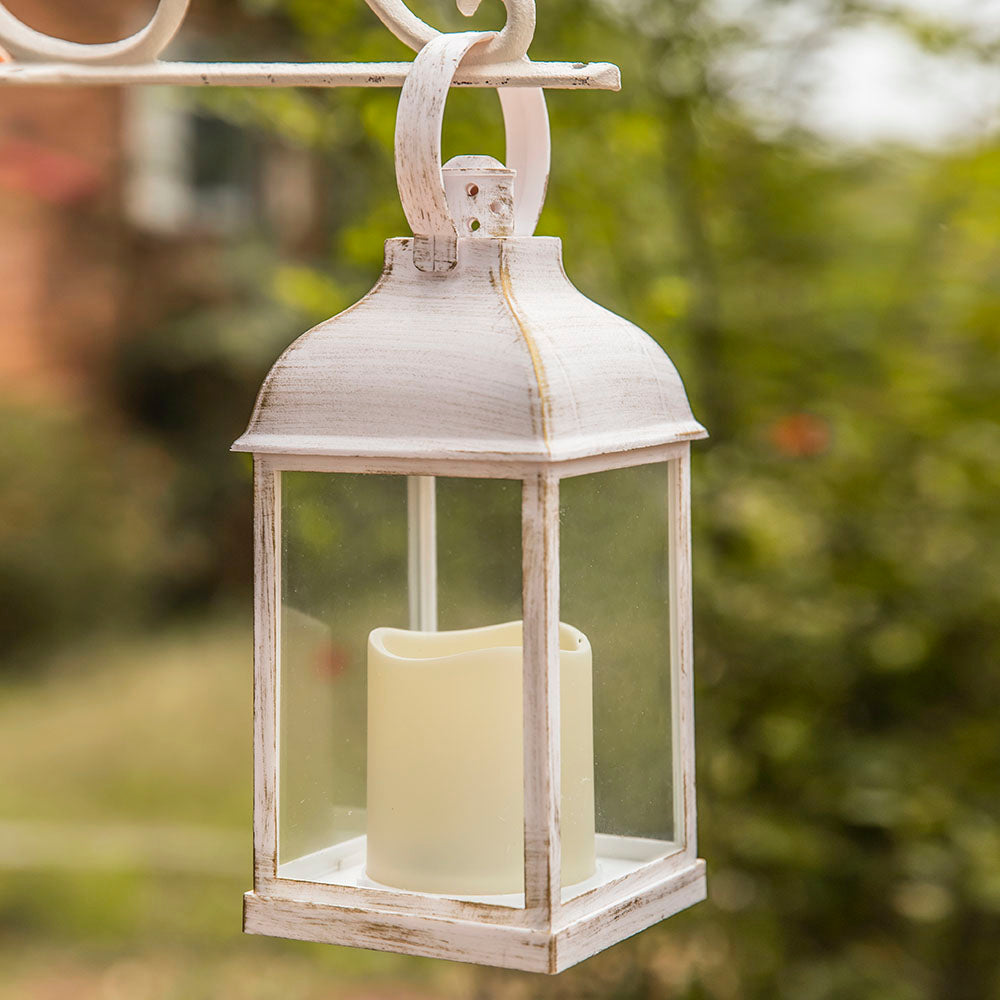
[366, 620, 595, 896]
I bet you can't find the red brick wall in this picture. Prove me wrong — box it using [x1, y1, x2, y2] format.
[0, 0, 128, 402]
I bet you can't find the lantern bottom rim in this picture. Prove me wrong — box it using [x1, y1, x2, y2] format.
[244, 858, 705, 974]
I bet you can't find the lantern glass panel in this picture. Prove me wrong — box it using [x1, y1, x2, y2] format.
[277, 471, 552, 907]
[560, 461, 678, 896]
[278, 472, 407, 877]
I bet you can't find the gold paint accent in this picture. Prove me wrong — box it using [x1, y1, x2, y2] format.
[499, 247, 552, 452]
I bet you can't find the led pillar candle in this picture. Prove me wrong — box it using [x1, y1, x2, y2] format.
[367, 621, 596, 896]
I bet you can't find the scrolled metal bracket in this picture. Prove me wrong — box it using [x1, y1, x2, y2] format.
[366, 0, 535, 64]
[0, 0, 190, 65]
[0, 0, 620, 92]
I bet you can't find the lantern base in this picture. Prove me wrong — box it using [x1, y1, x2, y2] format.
[243, 857, 705, 973]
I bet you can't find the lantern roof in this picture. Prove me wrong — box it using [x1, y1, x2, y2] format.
[232, 235, 706, 464]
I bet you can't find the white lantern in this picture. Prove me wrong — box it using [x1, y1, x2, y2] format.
[234, 32, 707, 973]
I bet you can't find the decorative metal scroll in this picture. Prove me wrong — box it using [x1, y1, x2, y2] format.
[365, 0, 535, 64]
[0, 0, 620, 91]
[0, 0, 190, 64]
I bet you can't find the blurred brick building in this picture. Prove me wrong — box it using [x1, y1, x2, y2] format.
[0, 0, 319, 403]
[0, 0, 131, 401]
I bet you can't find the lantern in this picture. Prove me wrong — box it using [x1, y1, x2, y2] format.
[234, 32, 707, 973]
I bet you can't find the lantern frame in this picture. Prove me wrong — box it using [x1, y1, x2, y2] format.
[235, 28, 707, 971]
[241, 442, 704, 974]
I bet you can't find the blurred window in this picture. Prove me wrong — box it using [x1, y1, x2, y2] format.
[124, 88, 255, 235]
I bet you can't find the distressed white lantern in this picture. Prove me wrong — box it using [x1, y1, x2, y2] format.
[234, 32, 707, 973]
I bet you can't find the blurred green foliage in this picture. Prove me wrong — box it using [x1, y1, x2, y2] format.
[0, 407, 171, 658]
[1, 0, 999, 998]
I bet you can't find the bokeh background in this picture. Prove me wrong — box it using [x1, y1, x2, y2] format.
[2, 0, 999, 997]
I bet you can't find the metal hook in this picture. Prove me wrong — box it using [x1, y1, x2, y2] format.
[395, 31, 550, 272]
[366, 0, 536, 64]
[0, 0, 190, 65]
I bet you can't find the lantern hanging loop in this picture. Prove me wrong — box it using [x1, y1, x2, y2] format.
[0, 0, 190, 64]
[367, 0, 536, 64]
[395, 30, 550, 271]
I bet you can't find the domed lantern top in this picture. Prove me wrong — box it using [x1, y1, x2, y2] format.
[233, 34, 705, 468]
[232, 236, 705, 463]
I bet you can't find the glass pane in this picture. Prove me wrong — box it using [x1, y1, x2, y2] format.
[278, 472, 537, 907]
[560, 462, 676, 897]
[279, 473, 407, 875]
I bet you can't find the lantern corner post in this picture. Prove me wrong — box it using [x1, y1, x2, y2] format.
[668, 446, 698, 864]
[251, 455, 281, 894]
[520, 470, 562, 934]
